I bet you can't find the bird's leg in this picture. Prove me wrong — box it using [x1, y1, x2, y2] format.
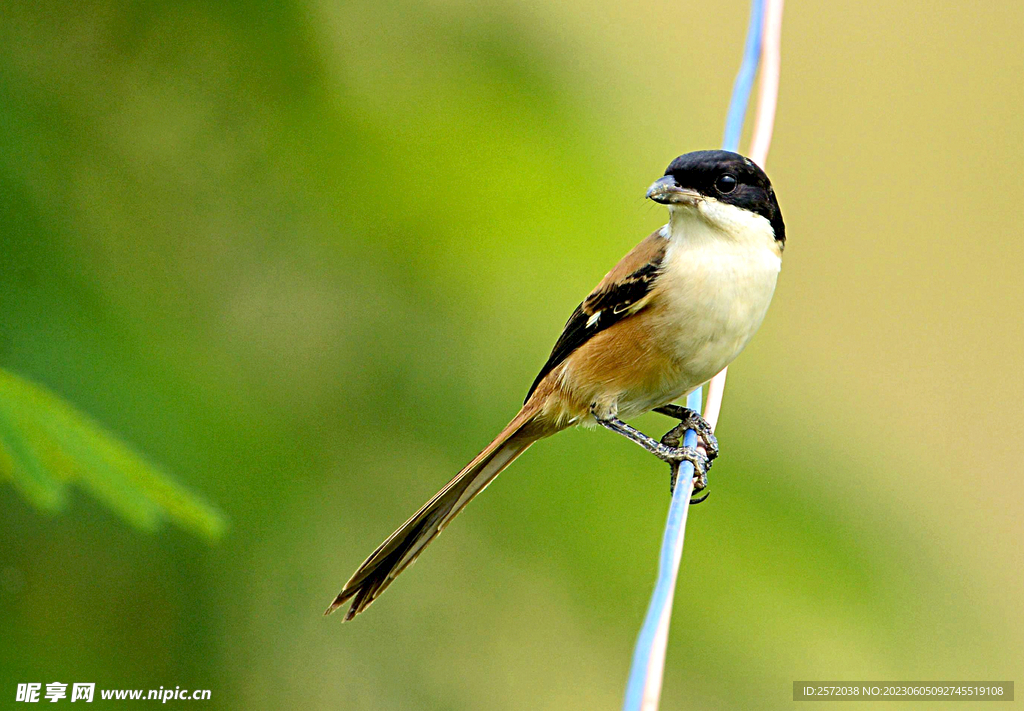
[593, 411, 710, 504]
[653, 404, 719, 463]
[593, 413, 693, 462]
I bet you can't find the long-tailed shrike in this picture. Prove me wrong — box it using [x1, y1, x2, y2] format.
[327, 149, 785, 621]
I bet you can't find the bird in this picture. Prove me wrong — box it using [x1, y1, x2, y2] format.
[326, 149, 785, 621]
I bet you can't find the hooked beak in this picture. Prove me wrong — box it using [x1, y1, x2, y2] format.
[646, 176, 702, 205]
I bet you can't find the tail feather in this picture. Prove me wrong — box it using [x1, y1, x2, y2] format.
[325, 409, 540, 621]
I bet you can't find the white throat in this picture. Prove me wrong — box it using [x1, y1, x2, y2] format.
[666, 198, 778, 252]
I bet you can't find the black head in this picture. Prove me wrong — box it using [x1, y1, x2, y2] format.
[648, 150, 785, 245]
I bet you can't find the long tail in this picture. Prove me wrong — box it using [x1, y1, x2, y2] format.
[325, 407, 543, 621]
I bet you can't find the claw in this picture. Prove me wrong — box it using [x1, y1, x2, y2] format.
[665, 444, 710, 505]
[685, 460, 710, 504]
[669, 463, 710, 504]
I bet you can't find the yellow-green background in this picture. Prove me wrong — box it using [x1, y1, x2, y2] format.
[2, 0, 1021, 709]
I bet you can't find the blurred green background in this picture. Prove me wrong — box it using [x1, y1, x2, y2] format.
[2, 0, 1022, 708]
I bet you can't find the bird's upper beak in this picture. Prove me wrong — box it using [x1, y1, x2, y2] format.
[646, 176, 702, 205]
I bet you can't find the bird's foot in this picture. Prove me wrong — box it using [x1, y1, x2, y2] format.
[663, 446, 711, 503]
[654, 404, 719, 462]
[592, 408, 712, 504]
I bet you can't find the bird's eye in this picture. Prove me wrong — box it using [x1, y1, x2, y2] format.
[715, 174, 737, 193]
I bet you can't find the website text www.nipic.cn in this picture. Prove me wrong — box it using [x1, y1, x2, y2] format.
[15, 683, 211, 703]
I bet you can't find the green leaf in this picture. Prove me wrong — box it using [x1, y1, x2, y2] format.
[0, 368, 227, 541]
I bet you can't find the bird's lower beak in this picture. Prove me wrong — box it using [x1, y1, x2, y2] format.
[646, 176, 701, 205]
